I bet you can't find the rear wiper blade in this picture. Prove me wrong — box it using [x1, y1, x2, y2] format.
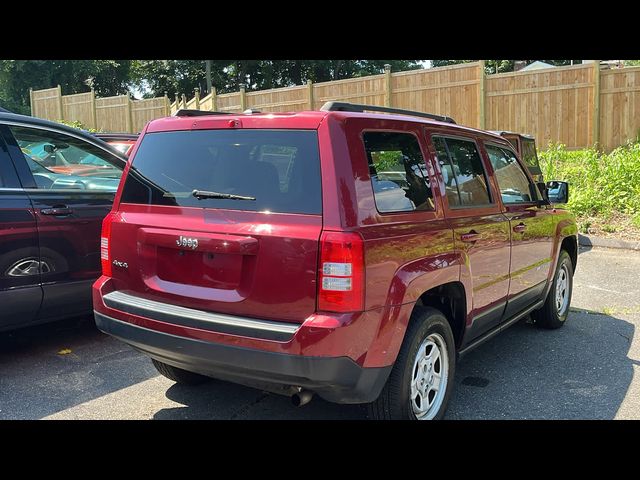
[192, 189, 256, 201]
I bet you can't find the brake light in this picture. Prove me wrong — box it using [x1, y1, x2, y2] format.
[318, 231, 365, 312]
[100, 212, 115, 277]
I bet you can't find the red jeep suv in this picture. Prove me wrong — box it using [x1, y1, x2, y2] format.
[93, 102, 577, 420]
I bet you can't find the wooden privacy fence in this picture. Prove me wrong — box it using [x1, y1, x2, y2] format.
[30, 88, 171, 134]
[30, 61, 640, 151]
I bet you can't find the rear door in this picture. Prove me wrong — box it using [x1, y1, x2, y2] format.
[429, 133, 511, 342]
[110, 128, 323, 323]
[0, 128, 42, 329]
[3, 123, 125, 319]
[484, 143, 554, 318]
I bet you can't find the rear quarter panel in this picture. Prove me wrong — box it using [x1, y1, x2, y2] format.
[329, 115, 463, 367]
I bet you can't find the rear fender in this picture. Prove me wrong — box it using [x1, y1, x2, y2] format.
[363, 251, 467, 367]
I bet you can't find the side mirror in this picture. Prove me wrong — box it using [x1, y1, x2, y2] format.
[546, 181, 569, 204]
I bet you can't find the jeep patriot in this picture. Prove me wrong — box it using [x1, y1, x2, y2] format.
[93, 102, 577, 420]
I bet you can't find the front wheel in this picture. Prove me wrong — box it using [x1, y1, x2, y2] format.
[368, 307, 456, 420]
[532, 250, 574, 329]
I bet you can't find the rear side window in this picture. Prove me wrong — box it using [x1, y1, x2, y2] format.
[121, 130, 322, 214]
[433, 136, 491, 208]
[363, 131, 434, 213]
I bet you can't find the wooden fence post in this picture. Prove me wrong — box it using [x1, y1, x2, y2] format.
[29, 88, 34, 116]
[126, 94, 133, 133]
[57, 85, 64, 120]
[592, 60, 601, 148]
[211, 87, 217, 111]
[307, 79, 314, 110]
[174, 93, 180, 112]
[239, 84, 246, 112]
[194, 87, 200, 110]
[181, 94, 187, 109]
[384, 64, 392, 107]
[478, 60, 486, 129]
[90, 88, 97, 130]
[164, 92, 170, 116]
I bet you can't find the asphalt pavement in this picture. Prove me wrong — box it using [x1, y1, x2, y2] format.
[1, 245, 638, 420]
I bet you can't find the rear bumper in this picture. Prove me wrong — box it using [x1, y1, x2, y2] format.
[95, 311, 391, 404]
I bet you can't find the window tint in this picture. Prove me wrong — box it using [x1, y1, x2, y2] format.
[8, 125, 124, 192]
[434, 136, 491, 207]
[121, 130, 322, 214]
[363, 131, 434, 213]
[485, 145, 534, 204]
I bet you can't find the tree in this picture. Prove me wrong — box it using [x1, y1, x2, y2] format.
[0, 60, 132, 114]
[130, 60, 230, 99]
[131, 60, 425, 98]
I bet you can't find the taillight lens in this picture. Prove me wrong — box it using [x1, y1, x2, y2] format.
[100, 212, 115, 277]
[318, 231, 365, 312]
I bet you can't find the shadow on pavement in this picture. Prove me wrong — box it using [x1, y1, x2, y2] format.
[154, 309, 635, 420]
[153, 379, 368, 420]
[447, 309, 635, 419]
[0, 316, 157, 419]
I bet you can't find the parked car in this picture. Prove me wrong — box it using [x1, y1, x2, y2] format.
[94, 133, 139, 157]
[0, 112, 127, 332]
[93, 102, 577, 420]
[491, 131, 544, 183]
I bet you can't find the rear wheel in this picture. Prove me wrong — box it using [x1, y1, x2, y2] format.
[151, 359, 210, 385]
[532, 250, 574, 329]
[368, 306, 456, 420]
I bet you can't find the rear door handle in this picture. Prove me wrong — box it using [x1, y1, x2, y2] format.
[513, 223, 526, 233]
[460, 231, 480, 243]
[41, 206, 73, 216]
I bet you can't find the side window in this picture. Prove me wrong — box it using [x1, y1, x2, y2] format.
[7, 125, 123, 191]
[520, 139, 542, 175]
[432, 136, 460, 207]
[433, 136, 491, 207]
[485, 144, 534, 204]
[363, 131, 434, 213]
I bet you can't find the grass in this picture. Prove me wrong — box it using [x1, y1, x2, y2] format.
[539, 142, 640, 240]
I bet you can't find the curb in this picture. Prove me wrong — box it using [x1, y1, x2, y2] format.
[578, 234, 640, 251]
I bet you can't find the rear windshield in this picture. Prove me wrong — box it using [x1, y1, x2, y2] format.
[120, 129, 322, 214]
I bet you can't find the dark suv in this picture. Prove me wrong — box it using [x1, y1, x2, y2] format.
[94, 102, 577, 420]
[0, 112, 127, 332]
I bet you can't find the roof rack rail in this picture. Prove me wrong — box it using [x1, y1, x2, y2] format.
[172, 109, 232, 117]
[320, 101, 456, 124]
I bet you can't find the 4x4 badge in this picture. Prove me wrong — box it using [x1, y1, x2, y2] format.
[176, 236, 199, 250]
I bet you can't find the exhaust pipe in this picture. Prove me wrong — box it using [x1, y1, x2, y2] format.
[292, 389, 314, 407]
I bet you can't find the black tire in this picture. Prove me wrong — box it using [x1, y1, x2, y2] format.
[532, 250, 574, 329]
[151, 359, 210, 385]
[368, 306, 456, 420]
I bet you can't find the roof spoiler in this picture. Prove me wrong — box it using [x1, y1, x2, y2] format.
[172, 109, 232, 117]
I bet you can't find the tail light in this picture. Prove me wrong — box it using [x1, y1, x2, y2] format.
[100, 212, 115, 277]
[318, 231, 365, 312]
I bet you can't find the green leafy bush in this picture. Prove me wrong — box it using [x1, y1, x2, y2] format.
[55, 119, 101, 133]
[539, 142, 640, 218]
